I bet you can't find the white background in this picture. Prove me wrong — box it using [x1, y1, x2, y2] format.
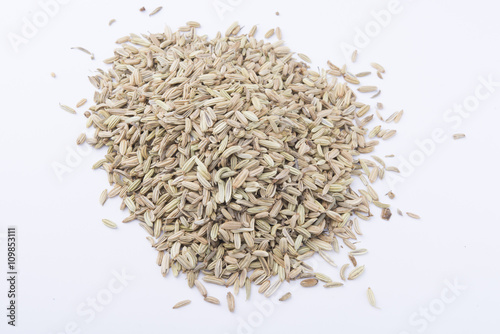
[1, 0, 499, 333]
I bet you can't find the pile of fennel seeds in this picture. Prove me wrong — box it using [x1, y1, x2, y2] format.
[81, 21, 399, 308]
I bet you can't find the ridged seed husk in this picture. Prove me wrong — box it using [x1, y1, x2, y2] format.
[227, 292, 235, 312]
[347, 265, 365, 280]
[173, 300, 191, 309]
[204, 296, 220, 305]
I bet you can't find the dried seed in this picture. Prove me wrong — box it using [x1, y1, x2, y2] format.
[76, 133, 86, 145]
[225, 21, 238, 36]
[349, 254, 357, 267]
[173, 300, 191, 309]
[347, 265, 365, 280]
[371, 62, 385, 73]
[265, 28, 275, 38]
[194, 280, 207, 298]
[358, 86, 378, 93]
[76, 98, 87, 108]
[350, 249, 368, 256]
[351, 50, 358, 62]
[102, 219, 117, 229]
[453, 133, 466, 140]
[71, 47, 94, 60]
[324, 282, 344, 288]
[249, 25, 257, 37]
[149, 6, 162, 16]
[406, 212, 421, 219]
[356, 71, 371, 77]
[60, 103, 76, 114]
[300, 278, 318, 287]
[187, 21, 201, 28]
[204, 296, 220, 305]
[99, 189, 108, 205]
[315, 273, 333, 283]
[297, 53, 311, 63]
[367, 287, 379, 308]
[276, 27, 282, 40]
[279, 292, 292, 301]
[227, 292, 235, 312]
[340, 264, 349, 281]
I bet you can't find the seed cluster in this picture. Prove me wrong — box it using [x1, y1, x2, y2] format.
[82, 22, 398, 304]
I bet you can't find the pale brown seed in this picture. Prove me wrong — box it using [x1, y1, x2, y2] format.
[382, 130, 397, 140]
[76, 133, 86, 145]
[173, 300, 191, 309]
[149, 6, 162, 16]
[194, 280, 207, 297]
[99, 189, 108, 205]
[279, 292, 292, 301]
[108, 19, 116, 26]
[406, 212, 421, 219]
[358, 86, 378, 93]
[297, 53, 311, 63]
[227, 292, 235, 312]
[249, 25, 257, 37]
[351, 50, 358, 62]
[76, 99, 87, 108]
[319, 250, 337, 267]
[349, 254, 357, 267]
[453, 133, 466, 140]
[324, 282, 344, 288]
[276, 27, 282, 40]
[225, 21, 238, 36]
[340, 264, 349, 281]
[71, 47, 94, 60]
[186, 21, 201, 28]
[347, 265, 365, 280]
[350, 249, 368, 256]
[356, 71, 371, 77]
[50, 72, 56, 78]
[315, 273, 333, 283]
[60, 103, 76, 114]
[385, 111, 399, 123]
[386, 166, 400, 173]
[367, 287, 379, 308]
[265, 28, 275, 38]
[204, 296, 220, 305]
[102, 219, 117, 229]
[301, 278, 318, 287]
[371, 62, 385, 73]
[394, 110, 404, 123]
